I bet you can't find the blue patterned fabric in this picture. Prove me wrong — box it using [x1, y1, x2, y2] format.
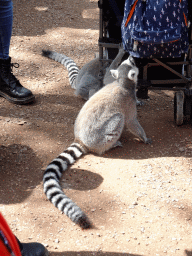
[121, 0, 189, 58]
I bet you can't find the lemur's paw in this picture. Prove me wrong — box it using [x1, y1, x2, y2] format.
[113, 141, 123, 148]
[136, 99, 144, 106]
[146, 138, 152, 145]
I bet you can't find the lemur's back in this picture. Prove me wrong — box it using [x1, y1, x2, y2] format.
[74, 63, 137, 154]
[76, 80, 133, 125]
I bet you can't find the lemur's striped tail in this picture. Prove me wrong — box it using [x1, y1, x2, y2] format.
[42, 50, 79, 89]
[43, 143, 91, 229]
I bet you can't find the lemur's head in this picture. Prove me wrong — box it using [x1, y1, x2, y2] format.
[110, 56, 139, 84]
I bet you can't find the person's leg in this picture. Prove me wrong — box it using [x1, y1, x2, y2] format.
[0, 0, 13, 59]
[0, 0, 35, 104]
[0, 0, 13, 60]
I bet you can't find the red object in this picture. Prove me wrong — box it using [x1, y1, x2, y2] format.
[0, 213, 21, 256]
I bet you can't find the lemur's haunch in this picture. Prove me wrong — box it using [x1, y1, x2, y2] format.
[43, 56, 151, 229]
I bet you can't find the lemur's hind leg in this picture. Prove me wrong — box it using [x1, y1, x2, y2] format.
[112, 141, 123, 148]
[93, 113, 125, 155]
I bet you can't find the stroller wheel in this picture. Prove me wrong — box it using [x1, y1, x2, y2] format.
[174, 91, 184, 126]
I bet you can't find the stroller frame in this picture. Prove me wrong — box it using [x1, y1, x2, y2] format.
[98, 0, 192, 125]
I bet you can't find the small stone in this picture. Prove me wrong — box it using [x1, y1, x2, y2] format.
[17, 120, 27, 125]
[141, 227, 145, 233]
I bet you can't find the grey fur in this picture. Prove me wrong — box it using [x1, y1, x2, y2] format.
[42, 47, 126, 100]
[43, 56, 151, 229]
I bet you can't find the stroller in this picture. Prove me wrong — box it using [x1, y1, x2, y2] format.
[98, 0, 192, 125]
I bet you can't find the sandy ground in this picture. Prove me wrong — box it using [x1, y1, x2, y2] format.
[1, 0, 192, 255]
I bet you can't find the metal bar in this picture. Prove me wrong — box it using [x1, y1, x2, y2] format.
[98, 0, 104, 87]
[147, 61, 190, 67]
[143, 65, 148, 80]
[98, 42, 120, 48]
[147, 87, 187, 91]
[150, 79, 190, 85]
[99, 0, 103, 41]
[153, 58, 189, 82]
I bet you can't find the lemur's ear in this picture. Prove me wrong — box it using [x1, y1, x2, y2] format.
[122, 56, 135, 67]
[110, 69, 119, 79]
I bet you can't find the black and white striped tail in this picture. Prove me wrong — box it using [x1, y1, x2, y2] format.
[43, 143, 91, 229]
[42, 50, 79, 89]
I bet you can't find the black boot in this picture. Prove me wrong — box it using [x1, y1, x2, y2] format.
[20, 242, 49, 256]
[16, 237, 49, 256]
[0, 57, 35, 104]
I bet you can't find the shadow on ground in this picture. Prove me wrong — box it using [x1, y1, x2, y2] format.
[13, 0, 98, 37]
[0, 144, 104, 205]
[186, 251, 192, 256]
[0, 144, 42, 204]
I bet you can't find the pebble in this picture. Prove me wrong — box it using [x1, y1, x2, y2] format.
[17, 120, 27, 125]
[141, 227, 145, 233]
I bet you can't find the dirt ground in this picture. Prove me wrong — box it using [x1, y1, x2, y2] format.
[0, 0, 192, 255]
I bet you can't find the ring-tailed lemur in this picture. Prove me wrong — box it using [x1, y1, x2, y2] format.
[43, 56, 151, 229]
[42, 47, 126, 100]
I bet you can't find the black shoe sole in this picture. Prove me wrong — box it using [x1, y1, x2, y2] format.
[21, 244, 49, 256]
[0, 91, 35, 105]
